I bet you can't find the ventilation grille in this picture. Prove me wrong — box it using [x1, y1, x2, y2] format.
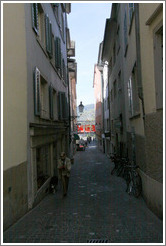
[87, 239, 108, 243]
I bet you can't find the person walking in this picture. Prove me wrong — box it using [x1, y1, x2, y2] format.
[57, 152, 71, 197]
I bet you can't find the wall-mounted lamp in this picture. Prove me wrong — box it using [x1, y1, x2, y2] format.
[78, 101, 84, 113]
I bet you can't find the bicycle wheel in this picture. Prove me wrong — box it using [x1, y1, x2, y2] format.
[116, 164, 124, 176]
[111, 166, 116, 175]
[132, 174, 142, 197]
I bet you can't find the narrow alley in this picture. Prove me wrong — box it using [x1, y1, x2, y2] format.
[3, 142, 163, 244]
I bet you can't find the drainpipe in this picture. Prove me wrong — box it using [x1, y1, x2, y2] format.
[135, 3, 145, 124]
[67, 72, 71, 157]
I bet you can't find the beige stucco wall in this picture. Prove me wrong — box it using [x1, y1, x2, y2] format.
[139, 3, 163, 114]
[139, 169, 163, 219]
[3, 3, 27, 170]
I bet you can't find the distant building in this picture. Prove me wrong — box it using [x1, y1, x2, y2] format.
[93, 42, 105, 152]
[67, 35, 77, 156]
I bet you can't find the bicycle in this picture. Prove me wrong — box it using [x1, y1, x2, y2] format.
[116, 157, 129, 177]
[110, 154, 121, 175]
[125, 164, 142, 198]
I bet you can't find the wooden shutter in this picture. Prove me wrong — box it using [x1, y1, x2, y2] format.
[49, 85, 53, 119]
[55, 37, 61, 69]
[58, 92, 68, 120]
[52, 3, 59, 8]
[59, 41, 62, 70]
[49, 22, 53, 58]
[32, 3, 39, 35]
[45, 15, 50, 53]
[34, 67, 41, 116]
[65, 96, 69, 119]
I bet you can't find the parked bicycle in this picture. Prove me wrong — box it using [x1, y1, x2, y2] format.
[110, 154, 122, 175]
[125, 164, 142, 198]
[110, 154, 142, 198]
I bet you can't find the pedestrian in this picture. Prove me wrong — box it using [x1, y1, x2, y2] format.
[57, 152, 71, 197]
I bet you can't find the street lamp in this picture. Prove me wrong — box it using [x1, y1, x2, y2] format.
[78, 101, 84, 113]
[69, 102, 84, 121]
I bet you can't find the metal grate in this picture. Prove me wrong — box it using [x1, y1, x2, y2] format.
[87, 239, 108, 243]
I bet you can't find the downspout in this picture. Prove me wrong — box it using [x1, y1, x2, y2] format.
[101, 70, 105, 153]
[135, 3, 145, 124]
[66, 68, 71, 158]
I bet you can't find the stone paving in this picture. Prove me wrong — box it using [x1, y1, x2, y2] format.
[3, 142, 163, 244]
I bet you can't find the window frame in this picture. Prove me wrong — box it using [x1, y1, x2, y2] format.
[32, 3, 39, 35]
[34, 67, 49, 119]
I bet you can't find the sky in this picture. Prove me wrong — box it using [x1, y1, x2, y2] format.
[67, 3, 112, 106]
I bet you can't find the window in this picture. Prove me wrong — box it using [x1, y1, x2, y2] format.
[154, 25, 163, 109]
[58, 92, 68, 120]
[32, 3, 39, 35]
[34, 67, 49, 119]
[61, 12, 65, 40]
[32, 4, 52, 58]
[51, 34, 55, 66]
[45, 15, 53, 58]
[55, 37, 62, 71]
[129, 3, 134, 25]
[40, 76, 49, 119]
[36, 145, 50, 189]
[127, 65, 140, 116]
[52, 3, 59, 22]
[38, 4, 45, 47]
[49, 85, 58, 120]
[62, 58, 67, 83]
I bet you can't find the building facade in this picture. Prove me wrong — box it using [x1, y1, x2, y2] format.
[101, 3, 163, 218]
[137, 3, 163, 219]
[3, 3, 72, 230]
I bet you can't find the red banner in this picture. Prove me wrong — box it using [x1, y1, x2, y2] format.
[77, 125, 84, 133]
[77, 125, 96, 132]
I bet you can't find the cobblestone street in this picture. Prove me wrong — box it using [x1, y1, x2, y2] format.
[3, 142, 163, 244]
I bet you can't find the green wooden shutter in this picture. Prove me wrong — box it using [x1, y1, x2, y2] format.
[62, 59, 66, 81]
[49, 22, 53, 58]
[65, 96, 69, 119]
[58, 41, 62, 70]
[45, 14, 50, 53]
[55, 37, 61, 69]
[49, 85, 53, 119]
[32, 3, 39, 35]
[55, 38, 58, 68]
[34, 67, 40, 116]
